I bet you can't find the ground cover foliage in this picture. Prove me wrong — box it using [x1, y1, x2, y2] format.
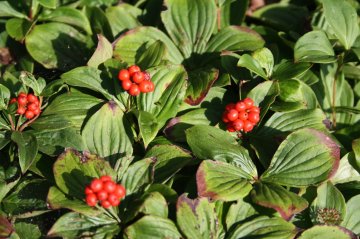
[0, 0, 360, 238]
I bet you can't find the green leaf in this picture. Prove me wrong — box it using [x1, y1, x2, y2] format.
[137, 65, 187, 128]
[38, 7, 92, 34]
[262, 128, 340, 187]
[273, 61, 312, 81]
[294, 31, 336, 63]
[87, 35, 113, 68]
[2, 179, 49, 216]
[0, 1, 28, 19]
[227, 216, 297, 239]
[206, 26, 265, 52]
[11, 131, 38, 173]
[122, 157, 156, 195]
[0, 84, 10, 110]
[176, 194, 220, 239]
[37, 0, 56, 8]
[138, 110, 159, 148]
[298, 225, 357, 239]
[14, 223, 41, 239]
[42, 90, 103, 131]
[161, 0, 216, 57]
[237, 54, 268, 80]
[196, 160, 253, 201]
[310, 181, 346, 225]
[145, 144, 192, 183]
[226, 199, 258, 230]
[53, 149, 116, 199]
[137, 40, 166, 69]
[185, 68, 219, 105]
[322, 0, 359, 50]
[5, 18, 32, 42]
[61, 67, 120, 107]
[113, 27, 183, 64]
[19, 72, 46, 96]
[105, 4, 141, 37]
[252, 47, 274, 78]
[48, 212, 117, 238]
[331, 153, 360, 184]
[82, 101, 133, 166]
[186, 125, 257, 179]
[341, 194, 360, 234]
[85, 6, 113, 41]
[25, 23, 93, 71]
[251, 182, 308, 220]
[124, 215, 181, 239]
[47, 186, 100, 216]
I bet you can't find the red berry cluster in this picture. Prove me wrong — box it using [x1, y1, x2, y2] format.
[118, 65, 154, 96]
[10, 92, 41, 119]
[85, 176, 126, 209]
[222, 98, 260, 133]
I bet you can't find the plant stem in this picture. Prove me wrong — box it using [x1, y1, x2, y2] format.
[7, 114, 15, 131]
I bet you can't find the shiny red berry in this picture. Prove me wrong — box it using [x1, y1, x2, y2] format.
[16, 107, 26, 115]
[97, 190, 108, 201]
[25, 110, 35, 119]
[233, 119, 244, 131]
[33, 107, 41, 115]
[122, 80, 132, 91]
[235, 102, 246, 112]
[118, 69, 130, 81]
[86, 193, 98, 207]
[27, 103, 38, 111]
[248, 112, 260, 124]
[243, 120, 254, 132]
[226, 123, 236, 132]
[132, 72, 144, 84]
[103, 181, 116, 193]
[227, 109, 238, 122]
[90, 179, 103, 193]
[113, 184, 126, 199]
[139, 80, 152, 93]
[222, 113, 229, 123]
[128, 65, 141, 76]
[128, 84, 140, 96]
[243, 98, 254, 109]
[9, 98, 17, 104]
[100, 175, 112, 182]
[238, 111, 248, 121]
[17, 96, 27, 106]
[27, 94, 38, 103]
[85, 186, 93, 195]
[225, 103, 235, 111]
[249, 106, 260, 114]
[18, 92, 27, 98]
[108, 194, 120, 206]
[101, 200, 111, 208]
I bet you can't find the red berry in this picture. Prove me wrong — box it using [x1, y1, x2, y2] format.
[27, 103, 38, 111]
[27, 94, 38, 103]
[233, 119, 244, 131]
[243, 98, 254, 109]
[86, 193, 98, 207]
[139, 80, 152, 93]
[113, 184, 126, 199]
[128, 84, 140, 96]
[85, 186, 93, 195]
[17, 96, 27, 106]
[18, 92, 27, 98]
[9, 98, 17, 104]
[132, 72, 144, 84]
[147, 81, 155, 92]
[227, 109, 238, 122]
[226, 123, 236, 132]
[33, 107, 41, 115]
[122, 80, 132, 91]
[90, 179, 103, 193]
[225, 103, 235, 111]
[103, 181, 116, 193]
[97, 190, 108, 201]
[248, 112, 260, 124]
[222, 112, 229, 123]
[108, 194, 120, 206]
[16, 107, 26, 115]
[143, 71, 151, 81]
[25, 110, 35, 119]
[100, 175, 112, 182]
[235, 102, 246, 112]
[118, 69, 130, 81]
[101, 200, 111, 208]
[249, 106, 260, 114]
[128, 65, 141, 76]
[243, 120, 254, 132]
[238, 111, 248, 121]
